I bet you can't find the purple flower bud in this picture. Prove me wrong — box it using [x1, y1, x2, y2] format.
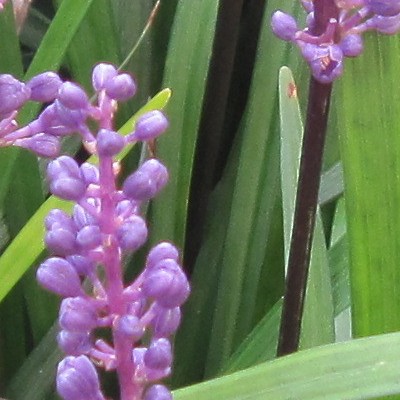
[116, 199, 136, 217]
[301, 0, 314, 12]
[57, 356, 105, 400]
[37, 104, 73, 137]
[54, 100, 88, 130]
[92, 63, 117, 91]
[58, 82, 89, 110]
[131, 111, 169, 141]
[27, 72, 62, 102]
[117, 216, 148, 251]
[142, 259, 190, 308]
[114, 315, 144, 342]
[73, 204, 96, 229]
[271, 11, 298, 41]
[146, 242, 179, 270]
[67, 255, 95, 276]
[45, 209, 74, 231]
[37, 257, 82, 297]
[57, 330, 92, 356]
[151, 305, 181, 337]
[104, 73, 136, 100]
[59, 297, 99, 332]
[366, 0, 400, 16]
[76, 225, 102, 249]
[80, 163, 100, 185]
[15, 133, 60, 158]
[0, 74, 30, 118]
[96, 129, 125, 156]
[48, 156, 87, 201]
[144, 385, 172, 400]
[340, 34, 364, 57]
[144, 338, 172, 370]
[368, 14, 400, 34]
[123, 159, 168, 201]
[45, 227, 77, 256]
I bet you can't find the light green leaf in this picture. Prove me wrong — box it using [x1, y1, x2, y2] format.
[175, 332, 400, 400]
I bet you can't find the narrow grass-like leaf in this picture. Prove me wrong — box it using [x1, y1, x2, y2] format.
[204, 0, 305, 377]
[278, 66, 335, 348]
[0, 90, 171, 303]
[223, 299, 283, 373]
[0, 3, 23, 75]
[6, 324, 61, 400]
[336, 34, 400, 337]
[54, 0, 120, 91]
[174, 332, 400, 400]
[329, 198, 350, 316]
[172, 135, 241, 387]
[150, 0, 220, 248]
[319, 162, 344, 205]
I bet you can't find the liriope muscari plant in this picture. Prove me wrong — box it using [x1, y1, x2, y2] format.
[0, 62, 190, 400]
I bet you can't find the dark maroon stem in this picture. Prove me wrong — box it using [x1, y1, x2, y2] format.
[276, 0, 338, 357]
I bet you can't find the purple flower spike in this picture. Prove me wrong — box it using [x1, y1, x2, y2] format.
[57, 330, 92, 356]
[27, 72, 63, 102]
[132, 111, 169, 142]
[143, 259, 190, 308]
[92, 63, 117, 91]
[144, 338, 172, 370]
[58, 82, 89, 110]
[14, 133, 60, 158]
[26, 64, 189, 399]
[37, 257, 82, 297]
[144, 385, 172, 400]
[48, 156, 87, 201]
[104, 73, 136, 101]
[123, 159, 169, 201]
[57, 355, 105, 400]
[271, 0, 400, 81]
[59, 297, 99, 332]
[0, 74, 30, 118]
[96, 129, 125, 156]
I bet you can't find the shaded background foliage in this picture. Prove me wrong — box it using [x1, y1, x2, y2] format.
[0, 0, 400, 399]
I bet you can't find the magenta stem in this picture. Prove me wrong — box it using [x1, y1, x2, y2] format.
[98, 151, 140, 398]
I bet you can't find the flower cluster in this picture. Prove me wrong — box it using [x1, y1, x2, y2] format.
[0, 64, 190, 400]
[271, 0, 400, 83]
